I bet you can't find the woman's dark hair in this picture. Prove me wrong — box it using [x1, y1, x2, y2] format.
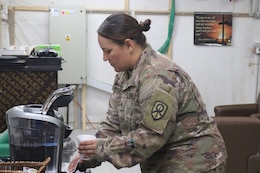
[97, 13, 151, 47]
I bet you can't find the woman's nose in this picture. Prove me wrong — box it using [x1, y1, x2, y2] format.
[103, 54, 109, 61]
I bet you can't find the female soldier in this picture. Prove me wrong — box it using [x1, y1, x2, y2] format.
[69, 13, 227, 173]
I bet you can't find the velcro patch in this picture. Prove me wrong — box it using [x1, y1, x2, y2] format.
[142, 89, 175, 134]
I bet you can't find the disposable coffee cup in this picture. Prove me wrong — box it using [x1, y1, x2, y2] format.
[77, 134, 96, 160]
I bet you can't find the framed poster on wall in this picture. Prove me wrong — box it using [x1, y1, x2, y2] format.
[194, 12, 233, 46]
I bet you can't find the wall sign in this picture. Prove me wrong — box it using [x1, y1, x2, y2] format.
[194, 12, 233, 46]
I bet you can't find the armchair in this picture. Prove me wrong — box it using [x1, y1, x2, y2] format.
[214, 95, 260, 172]
[214, 116, 260, 173]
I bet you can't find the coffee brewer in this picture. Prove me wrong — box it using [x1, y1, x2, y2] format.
[6, 85, 76, 173]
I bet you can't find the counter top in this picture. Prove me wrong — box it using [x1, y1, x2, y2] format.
[0, 56, 62, 71]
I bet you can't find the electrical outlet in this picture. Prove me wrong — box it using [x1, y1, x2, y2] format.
[253, 42, 260, 54]
[255, 12, 260, 19]
[256, 47, 260, 54]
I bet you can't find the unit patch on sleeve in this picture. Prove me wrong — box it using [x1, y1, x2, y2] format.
[142, 88, 176, 134]
[151, 101, 168, 120]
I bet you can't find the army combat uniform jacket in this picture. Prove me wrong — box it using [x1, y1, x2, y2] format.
[93, 45, 227, 173]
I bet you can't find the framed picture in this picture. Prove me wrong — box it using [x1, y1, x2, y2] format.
[194, 12, 233, 46]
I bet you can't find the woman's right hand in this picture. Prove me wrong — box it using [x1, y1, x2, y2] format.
[67, 155, 81, 173]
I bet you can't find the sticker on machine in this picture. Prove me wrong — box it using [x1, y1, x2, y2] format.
[50, 8, 59, 16]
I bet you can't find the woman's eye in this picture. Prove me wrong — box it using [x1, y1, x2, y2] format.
[105, 49, 111, 54]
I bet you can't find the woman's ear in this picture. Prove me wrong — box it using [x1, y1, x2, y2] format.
[124, 39, 134, 52]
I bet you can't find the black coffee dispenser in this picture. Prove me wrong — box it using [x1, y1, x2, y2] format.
[6, 85, 76, 173]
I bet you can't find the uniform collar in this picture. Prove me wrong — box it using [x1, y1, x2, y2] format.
[121, 45, 153, 90]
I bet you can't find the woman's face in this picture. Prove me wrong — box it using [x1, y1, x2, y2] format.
[98, 35, 133, 72]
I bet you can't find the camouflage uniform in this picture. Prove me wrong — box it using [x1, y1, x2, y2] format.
[92, 45, 227, 172]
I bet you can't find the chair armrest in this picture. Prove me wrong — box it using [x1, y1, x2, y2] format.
[214, 104, 258, 117]
[250, 113, 260, 120]
[247, 154, 260, 173]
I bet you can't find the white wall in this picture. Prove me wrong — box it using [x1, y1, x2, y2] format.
[1, 0, 260, 120]
[174, 0, 260, 115]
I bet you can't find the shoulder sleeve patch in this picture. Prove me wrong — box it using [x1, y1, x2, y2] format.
[142, 88, 176, 134]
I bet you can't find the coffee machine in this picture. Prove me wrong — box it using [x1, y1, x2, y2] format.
[6, 85, 76, 173]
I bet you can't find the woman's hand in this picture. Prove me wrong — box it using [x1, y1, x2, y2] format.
[78, 139, 97, 160]
[67, 155, 81, 173]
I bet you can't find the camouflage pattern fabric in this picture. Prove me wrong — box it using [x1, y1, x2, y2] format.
[91, 45, 227, 172]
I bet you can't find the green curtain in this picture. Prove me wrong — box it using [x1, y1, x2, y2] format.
[158, 0, 175, 54]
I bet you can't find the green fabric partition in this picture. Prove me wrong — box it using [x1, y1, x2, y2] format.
[0, 129, 10, 158]
[0, 129, 9, 143]
[158, 0, 175, 54]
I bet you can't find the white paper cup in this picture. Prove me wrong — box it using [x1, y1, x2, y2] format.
[77, 135, 96, 160]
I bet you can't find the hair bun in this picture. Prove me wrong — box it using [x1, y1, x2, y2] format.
[140, 19, 151, 32]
